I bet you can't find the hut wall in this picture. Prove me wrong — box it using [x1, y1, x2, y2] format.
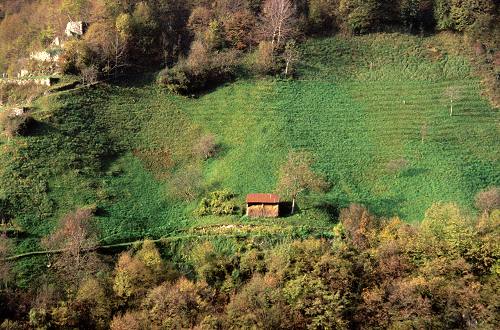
[247, 204, 279, 218]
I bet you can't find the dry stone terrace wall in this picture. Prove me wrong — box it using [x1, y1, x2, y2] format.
[0, 77, 59, 87]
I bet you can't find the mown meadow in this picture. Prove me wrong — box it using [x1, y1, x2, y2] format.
[1, 33, 498, 268]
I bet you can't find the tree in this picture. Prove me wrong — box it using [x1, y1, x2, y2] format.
[188, 6, 213, 37]
[204, 20, 225, 51]
[80, 64, 99, 85]
[434, 0, 453, 30]
[110, 312, 143, 330]
[400, 0, 421, 32]
[84, 17, 131, 76]
[61, 0, 90, 21]
[308, 0, 338, 32]
[41, 207, 101, 287]
[194, 134, 217, 160]
[283, 40, 300, 76]
[255, 41, 276, 74]
[141, 278, 215, 328]
[223, 10, 257, 50]
[225, 274, 296, 328]
[0, 234, 12, 289]
[421, 202, 475, 256]
[449, 0, 495, 32]
[284, 275, 348, 329]
[75, 277, 113, 328]
[420, 121, 428, 144]
[338, 0, 378, 34]
[339, 204, 377, 249]
[386, 157, 409, 175]
[186, 40, 212, 76]
[475, 187, 500, 214]
[168, 165, 203, 201]
[135, 240, 165, 278]
[261, 0, 297, 49]
[113, 251, 154, 301]
[443, 86, 462, 116]
[277, 150, 329, 214]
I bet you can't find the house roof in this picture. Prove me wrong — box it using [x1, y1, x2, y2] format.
[246, 193, 280, 204]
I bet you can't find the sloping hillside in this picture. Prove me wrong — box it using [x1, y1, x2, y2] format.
[1, 34, 498, 251]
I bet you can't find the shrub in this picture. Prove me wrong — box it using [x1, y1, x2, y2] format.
[168, 165, 203, 201]
[0, 110, 36, 138]
[338, 0, 378, 34]
[386, 158, 409, 175]
[194, 134, 217, 160]
[194, 189, 239, 216]
[475, 187, 500, 213]
[223, 10, 257, 50]
[81, 65, 99, 85]
[157, 64, 191, 95]
[158, 49, 238, 95]
[0, 84, 46, 105]
[254, 41, 277, 75]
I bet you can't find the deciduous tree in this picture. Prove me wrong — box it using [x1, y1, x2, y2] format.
[277, 150, 329, 214]
[113, 251, 154, 301]
[261, 0, 297, 49]
[338, 0, 377, 34]
[283, 40, 300, 76]
[41, 207, 101, 287]
[168, 164, 203, 201]
[194, 133, 217, 160]
[443, 86, 463, 116]
[0, 234, 12, 289]
[475, 187, 500, 214]
[340, 204, 377, 249]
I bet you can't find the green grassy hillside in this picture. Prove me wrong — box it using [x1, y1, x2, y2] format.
[1, 33, 498, 251]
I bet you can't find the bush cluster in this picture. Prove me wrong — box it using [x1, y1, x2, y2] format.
[2, 203, 499, 329]
[157, 48, 239, 95]
[194, 189, 239, 216]
[0, 110, 35, 138]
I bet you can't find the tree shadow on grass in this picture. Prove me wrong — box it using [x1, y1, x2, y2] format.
[211, 142, 229, 160]
[25, 121, 57, 137]
[313, 200, 341, 221]
[109, 71, 158, 88]
[366, 195, 407, 219]
[279, 201, 301, 218]
[401, 167, 429, 177]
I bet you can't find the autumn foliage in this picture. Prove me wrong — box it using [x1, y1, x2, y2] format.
[2, 203, 498, 328]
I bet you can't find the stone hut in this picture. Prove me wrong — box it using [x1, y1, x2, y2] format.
[65, 21, 88, 37]
[246, 193, 280, 218]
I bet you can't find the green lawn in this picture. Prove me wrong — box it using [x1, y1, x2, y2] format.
[1, 33, 498, 249]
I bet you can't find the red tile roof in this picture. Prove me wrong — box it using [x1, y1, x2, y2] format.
[246, 193, 280, 204]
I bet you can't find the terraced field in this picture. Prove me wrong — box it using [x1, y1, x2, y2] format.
[185, 34, 499, 220]
[2, 33, 498, 249]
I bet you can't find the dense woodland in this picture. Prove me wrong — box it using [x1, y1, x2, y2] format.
[0, 203, 499, 329]
[0, 0, 499, 329]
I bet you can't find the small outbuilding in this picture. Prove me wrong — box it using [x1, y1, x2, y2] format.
[65, 21, 88, 37]
[246, 193, 280, 218]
